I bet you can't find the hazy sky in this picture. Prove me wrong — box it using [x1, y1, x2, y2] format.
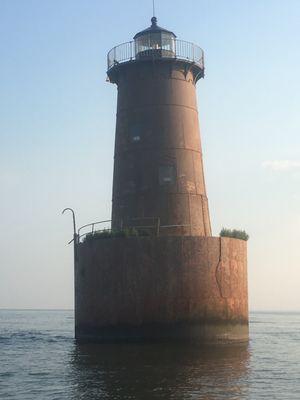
[1, 0, 299, 310]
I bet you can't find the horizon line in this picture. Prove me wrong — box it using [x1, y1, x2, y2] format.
[1, 308, 300, 313]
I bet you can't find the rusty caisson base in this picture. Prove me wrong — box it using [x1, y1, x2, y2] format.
[75, 236, 248, 344]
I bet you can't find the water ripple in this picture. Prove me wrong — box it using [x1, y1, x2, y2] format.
[0, 310, 300, 399]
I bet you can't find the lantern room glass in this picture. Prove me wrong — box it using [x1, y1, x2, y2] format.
[135, 32, 175, 57]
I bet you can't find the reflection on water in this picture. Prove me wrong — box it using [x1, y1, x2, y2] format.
[70, 343, 250, 399]
[3, 311, 300, 399]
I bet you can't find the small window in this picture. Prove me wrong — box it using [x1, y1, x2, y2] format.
[159, 165, 176, 185]
[129, 124, 142, 143]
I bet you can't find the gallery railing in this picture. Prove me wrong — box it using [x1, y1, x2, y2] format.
[78, 220, 112, 241]
[76, 217, 197, 242]
[107, 39, 204, 71]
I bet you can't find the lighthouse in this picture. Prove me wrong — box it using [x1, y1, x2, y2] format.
[74, 17, 249, 343]
[108, 17, 211, 237]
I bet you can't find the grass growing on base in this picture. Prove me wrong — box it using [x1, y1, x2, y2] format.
[84, 227, 150, 242]
[220, 228, 249, 241]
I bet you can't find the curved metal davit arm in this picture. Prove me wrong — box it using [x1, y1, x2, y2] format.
[62, 208, 77, 236]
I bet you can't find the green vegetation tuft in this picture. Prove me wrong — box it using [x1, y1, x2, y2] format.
[220, 228, 249, 241]
[83, 227, 150, 242]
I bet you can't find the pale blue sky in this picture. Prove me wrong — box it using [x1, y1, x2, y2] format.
[1, 0, 299, 310]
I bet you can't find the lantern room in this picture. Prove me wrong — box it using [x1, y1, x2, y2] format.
[134, 17, 176, 59]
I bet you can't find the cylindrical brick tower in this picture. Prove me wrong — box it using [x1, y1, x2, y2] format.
[108, 17, 211, 236]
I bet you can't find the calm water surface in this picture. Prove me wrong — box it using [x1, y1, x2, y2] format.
[0, 310, 300, 399]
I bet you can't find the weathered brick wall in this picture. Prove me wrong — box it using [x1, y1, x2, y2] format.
[111, 61, 211, 236]
[75, 236, 248, 341]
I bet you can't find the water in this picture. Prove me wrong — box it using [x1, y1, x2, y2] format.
[0, 311, 300, 399]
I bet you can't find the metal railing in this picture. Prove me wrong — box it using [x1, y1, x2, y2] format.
[78, 220, 112, 241]
[107, 39, 204, 71]
[76, 217, 202, 243]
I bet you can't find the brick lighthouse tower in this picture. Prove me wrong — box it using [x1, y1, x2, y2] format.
[109, 16, 211, 237]
[74, 17, 249, 343]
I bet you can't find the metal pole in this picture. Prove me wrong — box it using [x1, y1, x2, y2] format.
[62, 207, 79, 271]
[62, 208, 77, 236]
[62, 207, 79, 336]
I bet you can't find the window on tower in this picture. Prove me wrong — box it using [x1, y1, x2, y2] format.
[159, 165, 176, 185]
[129, 124, 142, 143]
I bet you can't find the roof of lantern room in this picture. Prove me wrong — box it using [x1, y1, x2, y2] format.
[133, 17, 177, 39]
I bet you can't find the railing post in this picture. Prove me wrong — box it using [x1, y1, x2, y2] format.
[156, 218, 161, 237]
